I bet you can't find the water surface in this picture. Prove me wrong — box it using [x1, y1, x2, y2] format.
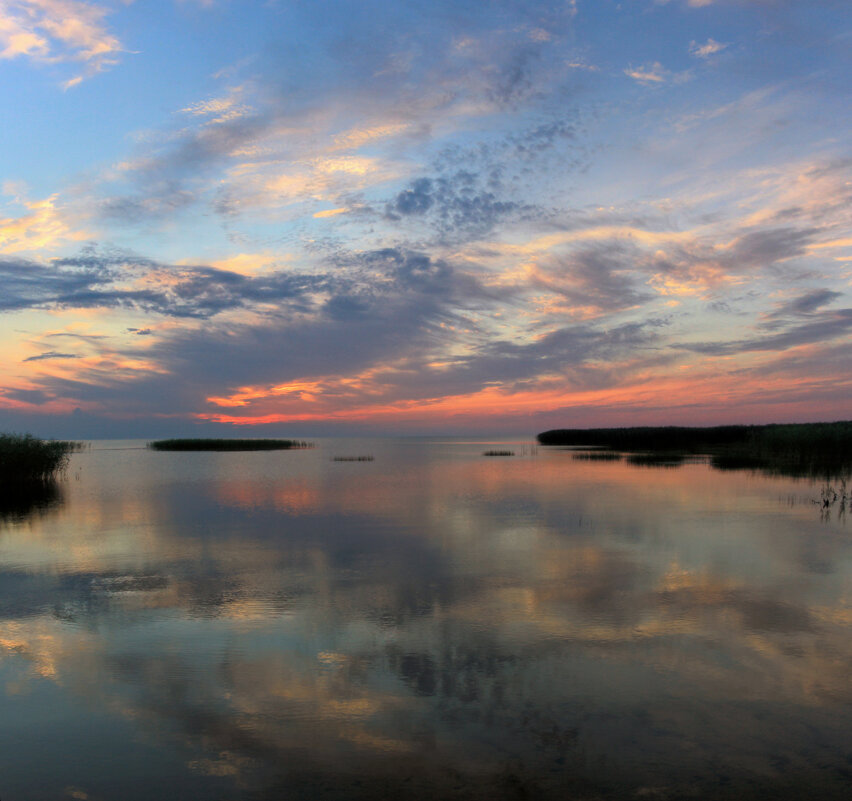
[1, 438, 850, 800]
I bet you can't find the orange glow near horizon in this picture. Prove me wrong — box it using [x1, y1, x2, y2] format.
[190, 347, 852, 428]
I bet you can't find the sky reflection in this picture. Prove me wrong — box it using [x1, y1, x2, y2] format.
[1, 441, 851, 799]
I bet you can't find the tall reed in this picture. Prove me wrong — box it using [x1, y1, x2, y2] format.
[0, 433, 79, 483]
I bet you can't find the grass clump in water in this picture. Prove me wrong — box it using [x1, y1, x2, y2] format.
[0, 432, 80, 484]
[148, 438, 311, 451]
[332, 455, 374, 461]
[483, 450, 515, 457]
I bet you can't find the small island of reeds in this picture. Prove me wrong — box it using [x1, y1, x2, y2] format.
[483, 450, 515, 457]
[538, 421, 852, 478]
[0, 432, 80, 484]
[148, 438, 311, 451]
[332, 455, 374, 461]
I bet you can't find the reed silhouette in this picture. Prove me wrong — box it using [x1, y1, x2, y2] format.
[148, 438, 311, 451]
[539, 421, 852, 478]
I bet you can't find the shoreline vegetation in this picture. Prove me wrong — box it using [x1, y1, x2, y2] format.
[0, 433, 81, 484]
[148, 439, 312, 451]
[538, 421, 852, 478]
[0, 433, 81, 518]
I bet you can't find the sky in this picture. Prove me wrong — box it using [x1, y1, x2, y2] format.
[0, 0, 850, 438]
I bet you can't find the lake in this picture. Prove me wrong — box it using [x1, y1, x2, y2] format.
[1, 438, 850, 800]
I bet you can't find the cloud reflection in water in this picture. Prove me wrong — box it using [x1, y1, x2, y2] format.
[0, 441, 851, 799]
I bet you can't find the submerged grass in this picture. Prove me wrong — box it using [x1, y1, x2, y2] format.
[538, 421, 852, 478]
[626, 452, 688, 468]
[572, 451, 623, 462]
[148, 438, 311, 451]
[0, 433, 80, 484]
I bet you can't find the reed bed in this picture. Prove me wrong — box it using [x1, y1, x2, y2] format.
[483, 450, 515, 457]
[538, 425, 755, 451]
[332, 455, 374, 461]
[0, 433, 80, 484]
[538, 421, 852, 478]
[148, 438, 311, 451]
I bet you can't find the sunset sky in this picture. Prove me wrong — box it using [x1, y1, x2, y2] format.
[1, 0, 850, 437]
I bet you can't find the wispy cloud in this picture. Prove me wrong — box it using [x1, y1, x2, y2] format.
[0, 0, 124, 86]
[90, 2, 581, 229]
[1, 0, 851, 432]
[22, 350, 79, 362]
[624, 61, 690, 85]
[0, 190, 91, 253]
[689, 38, 728, 58]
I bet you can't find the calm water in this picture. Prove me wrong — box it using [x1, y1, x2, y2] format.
[1, 438, 850, 800]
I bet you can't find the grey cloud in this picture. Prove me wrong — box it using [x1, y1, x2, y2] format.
[728, 227, 817, 267]
[2, 244, 478, 327]
[486, 45, 539, 107]
[433, 114, 581, 174]
[22, 351, 80, 363]
[47, 332, 108, 342]
[761, 288, 843, 331]
[10, 240, 666, 421]
[2, 388, 52, 406]
[386, 178, 434, 216]
[646, 225, 822, 296]
[353, 319, 668, 405]
[684, 308, 852, 356]
[0, 252, 329, 320]
[15, 246, 489, 414]
[768, 288, 841, 317]
[532, 246, 654, 313]
[508, 118, 578, 159]
[385, 171, 524, 237]
[0, 256, 111, 312]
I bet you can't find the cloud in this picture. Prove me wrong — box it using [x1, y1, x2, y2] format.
[647, 225, 820, 300]
[90, 0, 582, 227]
[0, 250, 338, 319]
[2, 0, 850, 435]
[22, 350, 79, 362]
[0, 191, 91, 253]
[624, 61, 691, 86]
[529, 245, 654, 317]
[689, 38, 728, 58]
[384, 172, 525, 238]
[0, 0, 124, 85]
[179, 85, 252, 126]
[1, 238, 664, 423]
[1, 387, 52, 404]
[683, 308, 852, 355]
[763, 288, 842, 323]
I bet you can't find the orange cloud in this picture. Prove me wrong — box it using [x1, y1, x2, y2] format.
[0, 192, 91, 253]
[0, 0, 123, 86]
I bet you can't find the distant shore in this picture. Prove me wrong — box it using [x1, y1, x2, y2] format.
[537, 421, 852, 477]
